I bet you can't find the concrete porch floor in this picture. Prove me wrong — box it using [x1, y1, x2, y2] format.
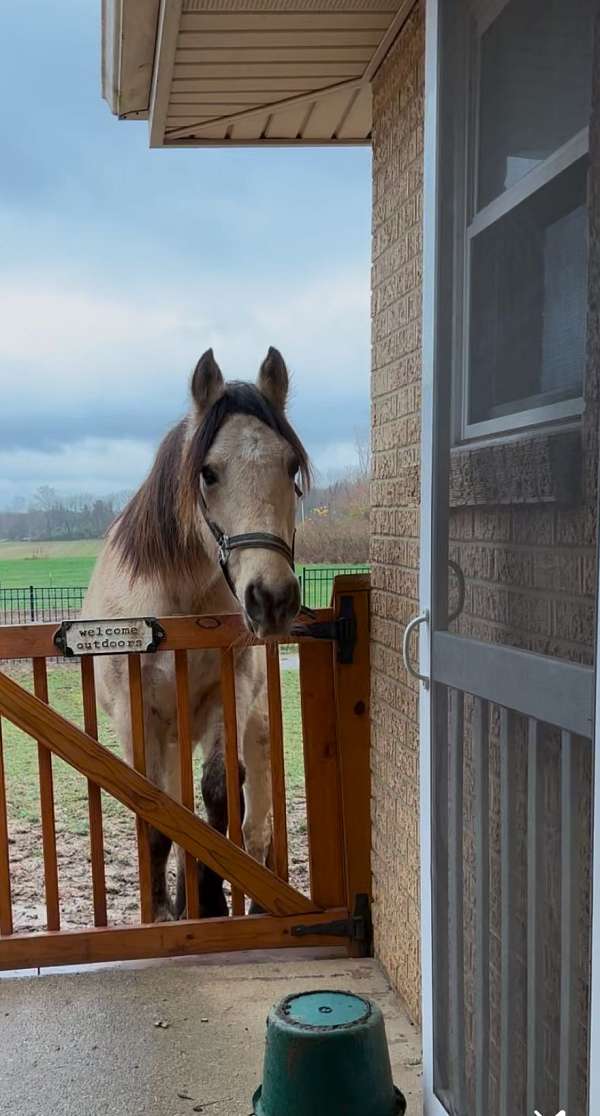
[2, 951, 422, 1115]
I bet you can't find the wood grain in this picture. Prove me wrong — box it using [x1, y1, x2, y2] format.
[0, 907, 350, 971]
[80, 657, 107, 927]
[298, 640, 346, 908]
[266, 644, 288, 882]
[33, 658, 60, 932]
[0, 609, 334, 661]
[0, 718, 12, 936]
[128, 655, 153, 923]
[331, 576, 371, 955]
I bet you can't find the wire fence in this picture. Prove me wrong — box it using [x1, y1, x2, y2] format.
[0, 585, 86, 625]
[298, 565, 369, 609]
[0, 566, 369, 626]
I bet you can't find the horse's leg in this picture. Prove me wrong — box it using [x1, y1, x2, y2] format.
[117, 703, 178, 922]
[200, 747, 231, 919]
[146, 740, 180, 922]
[148, 827, 174, 921]
[174, 742, 246, 919]
[241, 707, 273, 915]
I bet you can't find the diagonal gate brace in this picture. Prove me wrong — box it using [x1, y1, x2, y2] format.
[0, 670, 315, 919]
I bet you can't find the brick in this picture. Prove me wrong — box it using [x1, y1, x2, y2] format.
[370, 2, 424, 1027]
[554, 598, 595, 645]
[533, 551, 583, 594]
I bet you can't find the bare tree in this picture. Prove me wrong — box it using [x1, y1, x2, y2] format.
[353, 427, 371, 482]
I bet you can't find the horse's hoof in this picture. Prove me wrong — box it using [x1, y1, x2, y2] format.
[153, 902, 176, 923]
[199, 896, 230, 919]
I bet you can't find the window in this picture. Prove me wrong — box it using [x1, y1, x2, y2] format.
[445, 0, 593, 441]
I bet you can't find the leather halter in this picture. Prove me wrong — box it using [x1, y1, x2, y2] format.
[199, 491, 296, 602]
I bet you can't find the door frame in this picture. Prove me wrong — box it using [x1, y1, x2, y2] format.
[419, 0, 445, 1110]
[589, 615, 600, 1108]
[418, 2, 600, 1114]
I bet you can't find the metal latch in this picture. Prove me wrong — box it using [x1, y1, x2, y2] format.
[291, 894, 372, 952]
[291, 595, 357, 664]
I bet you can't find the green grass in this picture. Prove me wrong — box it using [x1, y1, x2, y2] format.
[281, 665, 304, 788]
[0, 556, 97, 589]
[0, 539, 367, 602]
[299, 562, 369, 608]
[0, 540, 101, 592]
[3, 661, 304, 836]
[0, 540, 104, 560]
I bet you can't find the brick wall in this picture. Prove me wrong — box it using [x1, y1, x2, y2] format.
[369, 0, 599, 1063]
[370, 1, 425, 1024]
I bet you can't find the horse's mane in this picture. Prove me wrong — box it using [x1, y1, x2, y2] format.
[112, 382, 311, 582]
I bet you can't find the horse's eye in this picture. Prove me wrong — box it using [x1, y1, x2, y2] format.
[201, 465, 218, 487]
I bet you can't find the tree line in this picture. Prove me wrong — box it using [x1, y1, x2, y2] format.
[1, 430, 371, 558]
[0, 488, 132, 542]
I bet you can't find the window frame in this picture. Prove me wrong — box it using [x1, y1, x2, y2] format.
[453, 3, 590, 445]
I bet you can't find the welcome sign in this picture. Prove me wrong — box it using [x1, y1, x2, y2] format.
[54, 618, 165, 657]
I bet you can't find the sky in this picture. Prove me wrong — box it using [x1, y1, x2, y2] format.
[0, 1, 372, 509]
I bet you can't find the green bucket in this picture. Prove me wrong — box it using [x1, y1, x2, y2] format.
[253, 990, 407, 1116]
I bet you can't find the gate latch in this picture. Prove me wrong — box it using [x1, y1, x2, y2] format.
[291, 894, 372, 953]
[291, 595, 357, 664]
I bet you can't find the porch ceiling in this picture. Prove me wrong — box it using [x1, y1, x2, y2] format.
[101, 0, 413, 147]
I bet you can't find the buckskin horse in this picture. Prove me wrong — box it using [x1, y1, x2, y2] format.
[83, 348, 310, 920]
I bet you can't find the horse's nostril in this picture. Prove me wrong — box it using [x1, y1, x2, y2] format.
[244, 579, 300, 632]
[245, 580, 263, 621]
[282, 579, 300, 616]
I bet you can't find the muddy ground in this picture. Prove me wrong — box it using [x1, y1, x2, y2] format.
[8, 800, 310, 934]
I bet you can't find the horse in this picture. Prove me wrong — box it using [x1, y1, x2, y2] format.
[82, 347, 310, 920]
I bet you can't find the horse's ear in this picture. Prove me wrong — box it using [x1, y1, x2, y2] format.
[191, 349, 224, 413]
[257, 347, 289, 411]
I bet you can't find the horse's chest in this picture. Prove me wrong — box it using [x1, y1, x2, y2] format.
[144, 650, 223, 741]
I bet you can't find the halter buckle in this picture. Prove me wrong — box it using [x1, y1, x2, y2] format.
[218, 535, 230, 566]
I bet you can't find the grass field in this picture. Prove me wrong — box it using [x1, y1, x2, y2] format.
[0, 539, 101, 589]
[0, 540, 104, 560]
[3, 660, 304, 835]
[0, 540, 368, 610]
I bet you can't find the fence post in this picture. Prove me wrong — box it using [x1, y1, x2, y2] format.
[29, 586, 35, 623]
[331, 573, 371, 956]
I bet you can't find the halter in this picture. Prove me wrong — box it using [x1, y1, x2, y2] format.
[199, 491, 296, 602]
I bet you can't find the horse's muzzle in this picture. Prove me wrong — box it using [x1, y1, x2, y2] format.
[244, 577, 300, 638]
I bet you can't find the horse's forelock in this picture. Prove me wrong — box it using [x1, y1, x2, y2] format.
[190, 382, 311, 491]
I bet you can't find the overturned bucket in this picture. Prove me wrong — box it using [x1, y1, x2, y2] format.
[253, 990, 407, 1116]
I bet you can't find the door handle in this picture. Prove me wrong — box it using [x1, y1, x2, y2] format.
[403, 609, 430, 689]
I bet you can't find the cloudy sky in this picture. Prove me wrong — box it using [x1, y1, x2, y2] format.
[0, 2, 371, 509]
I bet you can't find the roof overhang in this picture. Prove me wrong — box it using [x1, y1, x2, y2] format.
[101, 0, 413, 147]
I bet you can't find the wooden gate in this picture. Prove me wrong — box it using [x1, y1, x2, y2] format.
[0, 575, 370, 971]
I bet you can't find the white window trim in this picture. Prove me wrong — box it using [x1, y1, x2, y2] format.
[460, 396, 585, 441]
[453, 14, 590, 444]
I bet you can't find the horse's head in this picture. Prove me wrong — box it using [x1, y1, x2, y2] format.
[183, 348, 310, 639]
